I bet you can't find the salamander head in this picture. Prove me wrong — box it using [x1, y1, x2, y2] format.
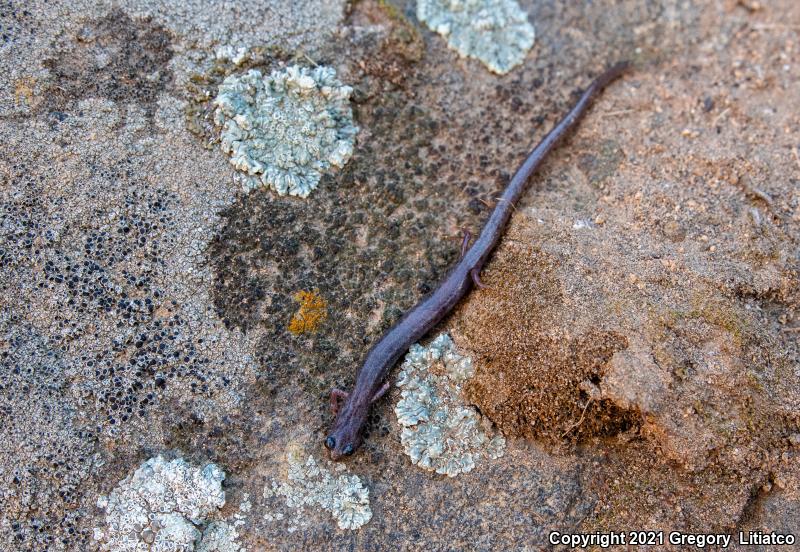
[324, 433, 360, 461]
[325, 407, 365, 461]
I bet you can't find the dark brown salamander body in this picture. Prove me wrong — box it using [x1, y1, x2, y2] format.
[325, 62, 630, 460]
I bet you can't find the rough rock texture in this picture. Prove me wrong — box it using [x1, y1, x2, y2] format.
[450, 0, 800, 531]
[1, 0, 799, 549]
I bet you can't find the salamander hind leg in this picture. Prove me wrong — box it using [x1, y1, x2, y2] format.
[330, 388, 349, 415]
[471, 267, 489, 289]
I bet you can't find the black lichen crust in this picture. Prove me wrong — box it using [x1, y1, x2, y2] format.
[0, 317, 97, 550]
[209, 94, 465, 406]
[41, 8, 174, 117]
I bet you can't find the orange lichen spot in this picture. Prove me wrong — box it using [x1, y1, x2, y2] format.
[288, 290, 328, 335]
[14, 78, 37, 107]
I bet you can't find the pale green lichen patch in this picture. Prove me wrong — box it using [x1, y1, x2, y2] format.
[395, 333, 505, 477]
[265, 451, 372, 531]
[213, 65, 358, 198]
[198, 521, 243, 552]
[417, 0, 535, 75]
[93, 456, 227, 551]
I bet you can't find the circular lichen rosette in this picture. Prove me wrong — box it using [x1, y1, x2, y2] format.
[213, 64, 358, 198]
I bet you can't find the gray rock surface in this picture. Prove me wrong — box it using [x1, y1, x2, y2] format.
[1, 0, 798, 550]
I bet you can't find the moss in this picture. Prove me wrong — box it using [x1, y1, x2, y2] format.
[648, 291, 754, 350]
[744, 370, 765, 393]
[581, 442, 758, 534]
[664, 291, 755, 349]
[13, 77, 36, 107]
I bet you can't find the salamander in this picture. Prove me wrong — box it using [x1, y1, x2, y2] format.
[325, 62, 630, 460]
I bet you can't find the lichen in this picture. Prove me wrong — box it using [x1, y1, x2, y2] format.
[197, 522, 242, 552]
[266, 451, 372, 531]
[394, 333, 505, 477]
[288, 290, 328, 335]
[196, 493, 249, 552]
[416, 0, 535, 75]
[93, 456, 226, 551]
[213, 65, 358, 198]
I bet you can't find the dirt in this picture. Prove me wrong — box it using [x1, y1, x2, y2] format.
[2, 0, 799, 549]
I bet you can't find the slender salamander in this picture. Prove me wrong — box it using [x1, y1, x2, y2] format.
[325, 62, 630, 460]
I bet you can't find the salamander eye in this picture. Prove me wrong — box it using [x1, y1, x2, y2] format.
[325, 436, 336, 450]
[342, 444, 354, 456]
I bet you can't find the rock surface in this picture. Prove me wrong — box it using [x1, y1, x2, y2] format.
[1, 0, 798, 549]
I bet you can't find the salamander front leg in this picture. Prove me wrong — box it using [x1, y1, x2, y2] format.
[330, 388, 349, 415]
[371, 381, 391, 403]
[460, 229, 472, 259]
